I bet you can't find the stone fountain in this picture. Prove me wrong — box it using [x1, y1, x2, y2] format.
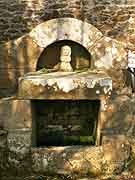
[18, 45, 112, 100]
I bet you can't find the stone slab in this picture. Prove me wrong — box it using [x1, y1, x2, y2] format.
[18, 71, 112, 99]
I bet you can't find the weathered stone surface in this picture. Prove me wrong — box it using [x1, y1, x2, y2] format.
[90, 36, 128, 92]
[29, 18, 103, 50]
[102, 135, 130, 174]
[0, 98, 32, 129]
[7, 129, 31, 155]
[0, 36, 43, 96]
[0, 1, 134, 178]
[7, 129, 32, 175]
[0, 130, 7, 148]
[0, 0, 135, 43]
[31, 146, 104, 176]
[18, 71, 112, 99]
[0, 130, 8, 177]
[0, 147, 8, 178]
[102, 95, 135, 135]
[0, 17, 128, 95]
[92, 37, 127, 70]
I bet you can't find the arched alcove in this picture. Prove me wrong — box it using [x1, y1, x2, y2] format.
[36, 40, 91, 71]
[29, 18, 104, 70]
[30, 18, 103, 51]
[27, 17, 126, 72]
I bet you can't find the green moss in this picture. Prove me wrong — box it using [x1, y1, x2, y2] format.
[80, 136, 95, 145]
[63, 135, 95, 145]
[64, 136, 80, 145]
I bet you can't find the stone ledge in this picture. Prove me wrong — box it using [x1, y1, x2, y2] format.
[18, 71, 112, 99]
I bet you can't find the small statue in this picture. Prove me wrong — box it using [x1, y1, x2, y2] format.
[59, 45, 73, 72]
[54, 45, 73, 72]
[35, 45, 73, 75]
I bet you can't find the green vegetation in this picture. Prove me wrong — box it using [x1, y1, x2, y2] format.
[63, 135, 95, 145]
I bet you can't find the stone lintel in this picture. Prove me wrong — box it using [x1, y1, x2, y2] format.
[18, 71, 112, 100]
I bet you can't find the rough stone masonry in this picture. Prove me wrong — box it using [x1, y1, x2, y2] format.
[0, 0, 135, 179]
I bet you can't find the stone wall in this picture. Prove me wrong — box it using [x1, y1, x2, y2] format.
[0, 0, 135, 45]
[0, 0, 135, 96]
[0, 1, 135, 96]
[0, 36, 43, 97]
[0, 17, 129, 97]
[0, 0, 135, 179]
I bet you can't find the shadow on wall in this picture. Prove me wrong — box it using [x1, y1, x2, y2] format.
[104, 95, 135, 135]
[0, 39, 29, 97]
[0, 0, 34, 96]
[0, 35, 43, 97]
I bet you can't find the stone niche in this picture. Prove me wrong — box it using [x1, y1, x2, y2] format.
[18, 37, 112, 100]
[37, 40, 91, 71]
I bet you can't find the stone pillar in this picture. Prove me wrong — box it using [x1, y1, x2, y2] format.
[0, 98, 32, 176]
[7, 128, 32, 175]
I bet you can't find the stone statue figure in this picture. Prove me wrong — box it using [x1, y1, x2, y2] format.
[30, 45, 73, 75]
[59, 45, 73, 72]
[54, 45, 73, 72]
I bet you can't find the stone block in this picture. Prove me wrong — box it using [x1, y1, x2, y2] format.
[0, 36, 43, 94]
[18, 71, 112, 99]
[0, 148, 8, 177]
[7, 129, 32, 154]
[103, 95, 135, 135]
[31, 146, 103, 176]
[0, 98, 32, 129]
[0, 130, 7, 148]
[7, 129, 32, 176]
[0, 130, 8, 176]
[102, 135, 130, 174]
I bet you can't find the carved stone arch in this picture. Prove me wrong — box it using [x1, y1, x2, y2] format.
[30, 18, 103, 50]
[29, 18, 103, 69]
[28, 17, 127, 71]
